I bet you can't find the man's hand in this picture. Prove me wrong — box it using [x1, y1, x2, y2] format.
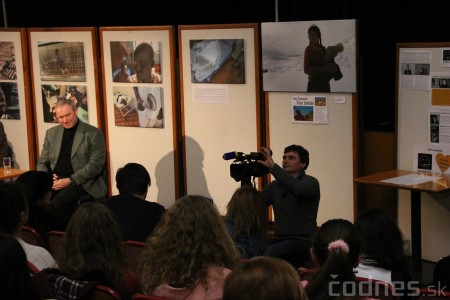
[257, 147, 275, 169]
[52, 174, 71, 190]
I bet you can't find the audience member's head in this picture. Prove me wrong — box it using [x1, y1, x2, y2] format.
[433, 255, 450, 292]
[305, 218, 361, 300]
[58, 202, 125, 284]
[0, 232, 40, 300]
[140, 194, 241, 294]
[0, 181, 29, 235]
[225, 185, 268, 258]
[116, 162, 150, 197]
[225, 185, 268, 238]
[355, 208, 410, 274]
[223, 256, 307, 300]
[16, 170, 53, 207]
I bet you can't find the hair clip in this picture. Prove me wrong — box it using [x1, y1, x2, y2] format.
[327, 239, 349, 254]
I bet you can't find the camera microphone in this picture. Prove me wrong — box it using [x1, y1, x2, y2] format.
[222, 151, 244, 160]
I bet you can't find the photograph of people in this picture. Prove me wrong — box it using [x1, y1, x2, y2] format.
[40, 84, 88, 123]
[403, 63, 412, 75]
[0, 42, 17, 80]
[430, 114, 439, 143]
[190, 39, 245, 84]
[304, 24, 344, 92]
[0, 82, 19, 119]
[262, 19, 356, 93]
[110, 41, 133, 82]
[112, 85, 163, 128]
[110, 40, 162, 83]
[38, 41, 86, 82]
[293, 105, 313, 122]
[416, 63, 429, 75]
[134, 86, 163, 128]
[432, 78, 440, 88]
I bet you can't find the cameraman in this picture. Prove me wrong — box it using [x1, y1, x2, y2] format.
[257, 145, 320, 269]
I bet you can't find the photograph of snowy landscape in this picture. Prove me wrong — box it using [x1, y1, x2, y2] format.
[262, 19, 357, 93]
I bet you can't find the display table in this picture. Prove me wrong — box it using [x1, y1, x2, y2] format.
[354, 169, 450, 281]
[0, 168, 27, 180]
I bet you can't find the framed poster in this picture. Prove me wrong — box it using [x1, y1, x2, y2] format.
[27, 27, 103, 158]
[262, 19, 357, 93]
[100, 26, 178, 206]
[0, 28, 35, 169]
[178, 24, 261, 214]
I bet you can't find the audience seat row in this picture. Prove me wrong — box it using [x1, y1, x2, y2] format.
[21, 225, 449, 300]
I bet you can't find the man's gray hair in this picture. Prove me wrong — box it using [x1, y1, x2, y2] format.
[55, 98, 77, 110]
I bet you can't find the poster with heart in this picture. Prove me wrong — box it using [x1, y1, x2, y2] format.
[413, 144, 450, 174]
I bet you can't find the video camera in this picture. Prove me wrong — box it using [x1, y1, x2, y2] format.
[223, 150, 271, 184]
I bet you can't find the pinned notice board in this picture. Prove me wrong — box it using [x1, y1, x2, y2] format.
[396, 42, 450, 262]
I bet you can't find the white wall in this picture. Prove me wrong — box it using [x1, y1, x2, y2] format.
[179, 25, 261, 214]
[100, 27, 177, 208]
[267, 92, 355, 224]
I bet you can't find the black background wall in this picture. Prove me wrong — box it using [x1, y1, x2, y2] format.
[1, 0, 449, 132]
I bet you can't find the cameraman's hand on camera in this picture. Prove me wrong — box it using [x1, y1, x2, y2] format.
[258, 147, 275, 169]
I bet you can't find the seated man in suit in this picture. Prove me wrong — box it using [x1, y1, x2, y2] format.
[103, 162, 165, 242]
[36, 98, 108, 223]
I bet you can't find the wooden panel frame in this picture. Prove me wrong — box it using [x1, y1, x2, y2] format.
[27, 27, 103, 159]
[266, 92, 358, 223]
[0, 28, 35, 169]
[178, 23, 262, 213]
[99, 26, 178, 205]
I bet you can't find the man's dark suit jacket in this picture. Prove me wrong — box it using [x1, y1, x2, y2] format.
[103, 194, 165, 242]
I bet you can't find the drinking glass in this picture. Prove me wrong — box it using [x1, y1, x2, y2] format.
[3, 156, 11, 173]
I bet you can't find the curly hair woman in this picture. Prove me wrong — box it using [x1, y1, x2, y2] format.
[140, 195, 241, 300]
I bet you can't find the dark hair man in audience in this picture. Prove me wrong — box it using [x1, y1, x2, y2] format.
[36, 98, 108, 223]
[103, 162, 165, 242]
[257, 144, 320, 269]
[0, 181, 58, 271]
